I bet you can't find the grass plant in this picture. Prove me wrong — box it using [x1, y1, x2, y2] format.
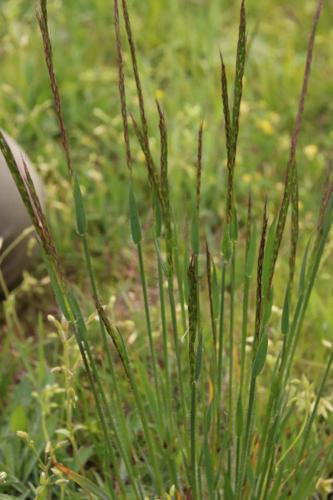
[0, 0, 332, 498]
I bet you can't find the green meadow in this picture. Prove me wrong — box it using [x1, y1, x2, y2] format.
[0, 0, 332, 498]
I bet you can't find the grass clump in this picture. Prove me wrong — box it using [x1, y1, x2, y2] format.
[1, 0, 332, 498]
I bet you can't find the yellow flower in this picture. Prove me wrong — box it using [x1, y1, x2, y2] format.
[256, 119, 274, 135]
[242, 173, 252, 183]
[155, 89, 164, 100]
[303, 144, 318, 160]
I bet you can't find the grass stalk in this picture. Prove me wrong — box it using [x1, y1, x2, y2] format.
[157, 101, 187, 423]
[36, 4, 147, 495]
[237, 202, 267, 498]
[215, 258, 226, 450]
[137, 240, 164, 428]
[1, 0, 331, 496]
[188, 254, 199, 499]
[96, 304, 164, 494]
[269, 0, 324, 290]
[227, 238, 236, 479]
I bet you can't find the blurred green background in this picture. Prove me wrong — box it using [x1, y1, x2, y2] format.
[1, 1, 333, 496]
[1, 0, 332, 343]
[1, 0, 332, 242]
[0, 0, 332, 340]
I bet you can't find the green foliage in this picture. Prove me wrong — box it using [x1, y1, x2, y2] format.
[1, 0, 333, 499]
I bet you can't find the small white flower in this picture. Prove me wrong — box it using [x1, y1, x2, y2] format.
[317, 398, 333, 420]
[16, 431, 29, 440]
[322, 339, 332, 350]
[45, 441, 52, 455]
[316, 477, 333, 495]
[0, 472, 7, 484]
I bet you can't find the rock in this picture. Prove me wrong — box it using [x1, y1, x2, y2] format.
[0, 130, 44, 293]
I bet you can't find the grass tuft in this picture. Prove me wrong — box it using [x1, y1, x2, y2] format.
[1, 0, 332, 498]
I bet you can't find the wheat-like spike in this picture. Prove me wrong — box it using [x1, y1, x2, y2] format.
[220, 51, 233, 224]
[156, 100, 168, 189]
[121, 0, 162, 202]
[307, 167, 333, 279]
[220, 51, 232, 158]
[37, 0, 73, 179]
[289, 168, 299, 285]
[114, 0, 132, 173]
[22, 159, 62, 276]
[131, 113, 161, 200]
[95, 299, 129, 374]
[121, 0, 148, 140]
[231, 0, 246, 155]
[196, 122, 204, 214]
[317, 164, 333, 235]
[156, 100, 173, 274]
[255, 200, 268, 344]
[188, 254, 198, 383]
[269, 0, 324, 289]
[221, 0, 246, 226]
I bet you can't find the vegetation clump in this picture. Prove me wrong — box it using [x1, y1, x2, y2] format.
[0, 0, 332, 498]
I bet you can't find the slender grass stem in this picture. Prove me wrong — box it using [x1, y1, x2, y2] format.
[237, 374, 256, 498]
[239, 200, 254, 397]
[155, 241, 172, 418]
[206, 243, 217, 372]
[227, 243, 236, 478]
[173, 220, 187, 333]
[155, 242, 179, 487]
[190, 381, 198, 500]
[296, 348, 333, 467]
[188, 253, 199, 499]
[127, 368, 164, 495]
[137, 241, 164, 429]
[216, 261, 226, 452]
[167, 275, 187, 423]
[239, 276, 250, 390]
[67, 298, 118, 499]
[97, 304, 164, 494]
[2, 0, 330, 496]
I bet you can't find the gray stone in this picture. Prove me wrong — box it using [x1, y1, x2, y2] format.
[0, 130, 44, 292]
